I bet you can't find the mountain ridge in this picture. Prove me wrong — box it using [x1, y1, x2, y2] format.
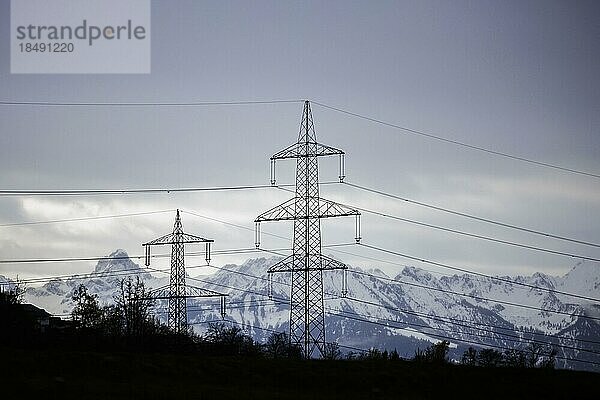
[10, 250, 599, 371]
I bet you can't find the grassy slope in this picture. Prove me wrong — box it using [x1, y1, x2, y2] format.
[2, 347, 597, 400]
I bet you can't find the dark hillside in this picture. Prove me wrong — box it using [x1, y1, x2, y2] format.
[2, 347, 597, 400]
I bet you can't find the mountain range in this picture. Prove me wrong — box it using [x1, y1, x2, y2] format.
[2, 249, 598, 371]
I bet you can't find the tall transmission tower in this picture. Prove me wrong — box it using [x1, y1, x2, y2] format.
[143, 209, 227, 334]
[255, 100, 361, 358]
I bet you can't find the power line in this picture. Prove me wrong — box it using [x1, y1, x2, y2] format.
[0, 247, 264, 265]
[344, 181, 600, 249]
[147, 264, 284, 301]
[347, 269, 600, 324]
[5, 210, 594, 348]
[9, 185, 593, 305]
[188, 317, 369, 354]
[0, 209, 174, 228]
[0, 181, 341, 197]
[327, 309, 600, 367]
[312, 101, 600, 180]
[329, 305, 600, 361]
[203, 260, 600, 347]
[0, 99, 304, 107]
[334, 297, 600, 355]
[68, 261, 594, 357]
[2, 266, 156, 287]
[0, 183, 296, 197]
[181, 209, 290, 242]
[4, 96, 598, 181]
[178, 248, 600, 351]
[53, 260, 600, 355]
[0, 242, 352, 265]
[12, 254, 598, 356]
[357, 205, 600, 262]
[7, 192, 594, 325]
[154, 298, 287, 314]
[276, 185, 600, 263]
[7, 186, 597, 265]
[2, 254, 280, 288]
[185, 204, 599, 306]
[6, 206, 591, 322]
[176, 254, 600, 338]
[359, 242, 600, 303]
[206, 251, 600, 346]
[30, 252, 600, 361]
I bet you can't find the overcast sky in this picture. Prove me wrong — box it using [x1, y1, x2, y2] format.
[0, 0, 599, 284]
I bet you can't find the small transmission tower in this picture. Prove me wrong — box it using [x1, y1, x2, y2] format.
[254, 100, 361, 358]
[143, 209, 227, 334]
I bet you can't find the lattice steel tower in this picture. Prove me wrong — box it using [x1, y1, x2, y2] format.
[255, 101, 361, 358]
[143, 210, 226, 334]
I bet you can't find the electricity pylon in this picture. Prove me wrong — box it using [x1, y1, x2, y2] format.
[254, 100, 361, 358]
[143, 209, 227, 334]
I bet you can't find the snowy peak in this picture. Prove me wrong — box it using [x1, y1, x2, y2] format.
[530, 272, 556, 289]
[24, 249, 154, 315]
[558, 260, 600, 303]
[396, 266, 435, 284]
[94, 249, 143, 274]
[238, 256, 278, 273]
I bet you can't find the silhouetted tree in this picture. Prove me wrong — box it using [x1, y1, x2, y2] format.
[113, 277, 155, 338]
[100, 304, 124, 337]
[0, 283, 25, 305]
[504, 348, 527, 368]
[265, 332, 303, 359]
[430, 340, 450, 363]
[414, 341, 450, 364]
[71, 284, 103, 329]
[205, 323, 261, 355]
[364, 348, 384, 360]
[322, 342, 342, 360]
[0, 281, 43, 345]
[461, 347, 478, 366]
[477, 348, 503, 367]
[539, 348, 557, 369]
[526, 342, 556, 369]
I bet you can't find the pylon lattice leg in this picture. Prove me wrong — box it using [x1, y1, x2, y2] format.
[169, 240, 187, 334]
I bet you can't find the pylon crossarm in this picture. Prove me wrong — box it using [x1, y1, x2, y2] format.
[143, 233, 213, 246]
[143, 233, 214, 266]
[256, 197, 359, 223]
[255, 198, 297, 222]
[319, 254, 349, 271]
[146, 285, 226, 300]
[267, 254, 348, 273]
[179, 233, 214, 243]
[143, 232, 176, 247]
[186, 285, 228, 298]
[267, 254, 296, 273]
[146, 285, 170, 300]
[271, 141, 344, 160]
[317, 197, 360, 218]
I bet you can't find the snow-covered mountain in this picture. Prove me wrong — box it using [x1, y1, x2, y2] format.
[11, 249, 600, 371]
[17, 249, 160, 315]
